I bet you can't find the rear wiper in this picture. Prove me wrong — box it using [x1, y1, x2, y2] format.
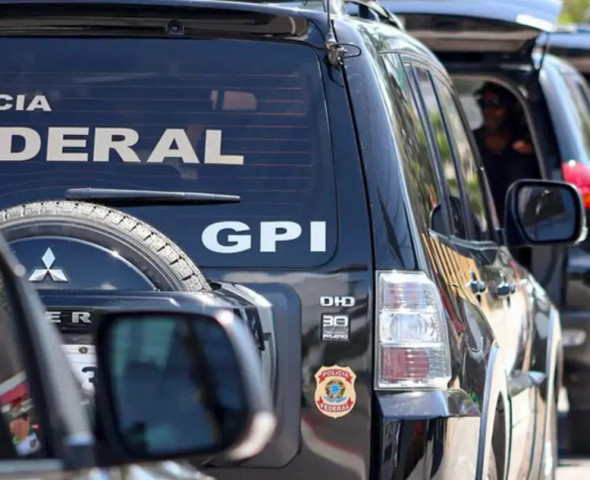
[65, 188, 240, 207]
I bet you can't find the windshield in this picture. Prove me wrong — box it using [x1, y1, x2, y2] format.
[0, 38, 337, 268]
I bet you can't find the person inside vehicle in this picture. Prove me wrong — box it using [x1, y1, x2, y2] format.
[473, 82, 541, 221]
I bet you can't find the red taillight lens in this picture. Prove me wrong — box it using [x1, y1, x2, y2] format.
[562, 160, 590, 209]
[381, 348, 431, 381]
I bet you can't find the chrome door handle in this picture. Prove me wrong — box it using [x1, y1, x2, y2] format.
[467, 271, 487, 295]
[468, 279, 487, 294]
[497, 281, 517, 297]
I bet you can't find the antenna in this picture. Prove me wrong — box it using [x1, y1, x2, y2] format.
[325, 0, 346, 67]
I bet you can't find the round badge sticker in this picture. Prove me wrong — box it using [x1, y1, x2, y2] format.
[314, 365, 357, 418]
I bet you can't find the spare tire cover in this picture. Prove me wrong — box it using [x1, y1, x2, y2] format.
[0, 200, 210, 292]
[0, 200, 210, 392]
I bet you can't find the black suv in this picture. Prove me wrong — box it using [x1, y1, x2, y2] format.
[0, 0, 583, 479]
[385, 0, 590, 453]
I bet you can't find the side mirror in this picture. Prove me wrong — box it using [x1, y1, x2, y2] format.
[504, 179, 587, 246]
[94, 310, 275, 464]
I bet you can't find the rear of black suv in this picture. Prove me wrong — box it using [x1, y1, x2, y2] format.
[0, 2, 378, 478]
[0, 1, 564, 479]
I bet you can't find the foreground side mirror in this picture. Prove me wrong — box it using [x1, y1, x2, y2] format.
[504, 179, 587, 246]
[94, 310, 275, 464]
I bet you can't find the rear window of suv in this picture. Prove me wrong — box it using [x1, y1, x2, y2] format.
[0, 38, 337, 268]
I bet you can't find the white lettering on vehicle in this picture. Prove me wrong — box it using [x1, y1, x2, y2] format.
[202, 221, 252, 254]
[320, 296, 356, 307]
[47, 127, 89, 162]
[94, 128, 141, 163]
[0, 127, 244, 164]
[45, 311, 93, 324]
[0, 94, 52, 112]
[202, 221, 327, 254]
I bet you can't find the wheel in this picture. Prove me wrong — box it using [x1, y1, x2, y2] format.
[0, 200, 210, 292]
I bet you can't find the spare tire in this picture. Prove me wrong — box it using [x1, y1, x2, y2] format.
[0, 200, 210, 292]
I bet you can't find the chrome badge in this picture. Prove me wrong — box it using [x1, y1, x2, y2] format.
[29, 248, 68, 283]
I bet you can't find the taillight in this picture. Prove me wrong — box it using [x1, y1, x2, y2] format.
[376, 271, 451, 389]
[562, 160, 590, 209]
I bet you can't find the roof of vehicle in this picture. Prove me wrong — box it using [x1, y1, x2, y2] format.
[537, 27, 590, 73]
[0, 0, 328, 27]
[541, 28, 590, 50]
[0, 0, 441, 65]
[385, 0, 563, 32]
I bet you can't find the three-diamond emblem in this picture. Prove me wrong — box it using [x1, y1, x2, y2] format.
[29, 248, 68, 283]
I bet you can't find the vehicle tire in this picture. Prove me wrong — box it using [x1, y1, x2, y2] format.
[0, 200, 210, 292]
[487, 448, 499, 480]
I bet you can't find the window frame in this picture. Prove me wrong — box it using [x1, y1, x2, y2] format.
[403, 57, 500, 246]
[430, 71, 498, 244]
[401, 61, 455, 238]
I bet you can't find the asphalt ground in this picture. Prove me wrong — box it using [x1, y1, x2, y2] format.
[557, 389, 590, 478]
[557, 456, 590, 479]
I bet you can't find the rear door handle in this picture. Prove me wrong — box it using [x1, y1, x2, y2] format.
[497, 280, 517, 297]
[467, 271, 487, 295]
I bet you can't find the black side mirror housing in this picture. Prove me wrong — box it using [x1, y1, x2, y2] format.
[94, 309, 275, 465]
[504, 179, 587, 246]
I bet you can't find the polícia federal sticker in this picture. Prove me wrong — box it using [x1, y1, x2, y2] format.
[314, 365, 356, 418]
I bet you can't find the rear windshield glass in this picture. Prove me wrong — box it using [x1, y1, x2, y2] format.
[0, 38, 336, 268]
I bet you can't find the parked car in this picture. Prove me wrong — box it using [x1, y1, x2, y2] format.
[542, 24, 590, 85]
[383, 0, 590, 454]
[0, 0, 583, 478]
[0, 229, 275, 477]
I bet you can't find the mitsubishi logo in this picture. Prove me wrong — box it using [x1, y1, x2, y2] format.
[29, 248, 68, 283]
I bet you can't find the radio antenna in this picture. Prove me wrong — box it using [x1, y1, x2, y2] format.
[325, 0, 345, 67]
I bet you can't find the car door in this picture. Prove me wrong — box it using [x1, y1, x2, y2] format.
[409, 64, 538, 478]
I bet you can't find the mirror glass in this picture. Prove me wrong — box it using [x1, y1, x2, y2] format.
[106, 314, 248, 457]
[517, 184, 578, 242]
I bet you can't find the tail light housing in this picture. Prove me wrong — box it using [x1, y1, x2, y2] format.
[376, 271, 451, 389]
[562, 159, 590, 209]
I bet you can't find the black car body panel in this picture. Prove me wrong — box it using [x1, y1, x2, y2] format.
[542, 27, 590, 82]
[389, 0, 560, 63]
[0, 0, 566, 478]
[390, 0, 562, 29]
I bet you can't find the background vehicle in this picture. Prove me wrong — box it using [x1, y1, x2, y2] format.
[0, 231, 275, 477]
[0, 0, 583, 479]
[535, 24, 590, 453]
[543, 24, 590, 85]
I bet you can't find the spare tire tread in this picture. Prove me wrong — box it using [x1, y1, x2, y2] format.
[0, 201, 210, 292]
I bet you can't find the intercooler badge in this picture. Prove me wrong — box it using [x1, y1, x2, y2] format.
[314, 365, 356, 418]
